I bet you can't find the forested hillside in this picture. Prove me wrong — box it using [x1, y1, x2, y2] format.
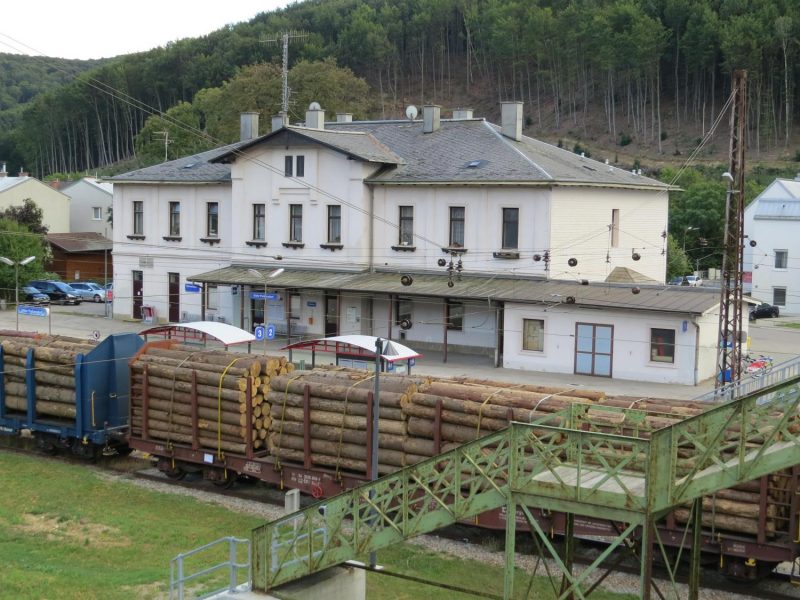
[2, 0, 800, 178]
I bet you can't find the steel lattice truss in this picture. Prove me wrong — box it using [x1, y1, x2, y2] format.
[253, 368, 800, 599]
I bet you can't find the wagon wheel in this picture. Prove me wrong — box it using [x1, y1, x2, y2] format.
[211, 470, 236, 489]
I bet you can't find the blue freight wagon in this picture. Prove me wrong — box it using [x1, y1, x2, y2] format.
[0, 333, 143, 457]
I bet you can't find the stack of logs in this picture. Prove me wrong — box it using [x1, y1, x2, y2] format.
[129, 344, 294, 454]
[0, 333, 97, 420]
[125, 346, 782, 538]
[400, 376, 780, 538]
[267, 369, 429, 475]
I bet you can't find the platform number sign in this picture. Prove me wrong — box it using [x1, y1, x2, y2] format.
[266, 324, 276, 340]
[254, 325, 265, 340]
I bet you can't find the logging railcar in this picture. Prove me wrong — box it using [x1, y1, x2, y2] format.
[0, 331, 798, 582]
[126, 347, 800, 583]
[0, 332, 143, 457]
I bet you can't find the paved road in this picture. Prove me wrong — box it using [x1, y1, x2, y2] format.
[1, 305, 797, 401]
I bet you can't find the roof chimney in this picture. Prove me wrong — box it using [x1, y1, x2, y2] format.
[305, 102, 325, 130]
[423, 105, 441, 133]
[240, 112, 259, 142]
[0, 162, 6, 178]
[18, 167, 28, 177]
[452, 108, 474, 120]
[336, 113, 353, 123]
[500, 101, 523, 142]
[271, 112, 288, 132]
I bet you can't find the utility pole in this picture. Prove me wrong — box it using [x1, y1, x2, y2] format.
[262, 31, 308, 115]
[715, 70, 747, 393]
[153, 131, 172, 162]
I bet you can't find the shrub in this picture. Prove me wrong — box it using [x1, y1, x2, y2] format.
[619, 133, 632, 146]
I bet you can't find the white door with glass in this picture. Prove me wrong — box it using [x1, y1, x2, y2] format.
[574, 323, 613, 377]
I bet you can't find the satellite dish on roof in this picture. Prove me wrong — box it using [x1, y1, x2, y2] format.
[309, 101, 322, 110]
[406, 105, 418, 121]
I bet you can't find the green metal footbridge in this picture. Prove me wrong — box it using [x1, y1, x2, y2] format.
[252, 359, 800, 599]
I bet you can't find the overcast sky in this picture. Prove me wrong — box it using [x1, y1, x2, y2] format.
[1, 1, 292, 59]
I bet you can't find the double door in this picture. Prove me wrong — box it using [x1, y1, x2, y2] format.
[574, 323, 613, 377]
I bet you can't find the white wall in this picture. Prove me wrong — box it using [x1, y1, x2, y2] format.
[503, 303, 715, 384]
[65, 180, 113, 235]
[372, 186, 550, 277]
[550, 187, 668, 283]
[229, 144, 374, 269]
[745, 218, 798, 315]
[112, 182, 232, 321]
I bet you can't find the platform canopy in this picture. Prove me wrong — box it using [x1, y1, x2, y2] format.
[282, 335, 421, 363]
[140, 321, 256, 347]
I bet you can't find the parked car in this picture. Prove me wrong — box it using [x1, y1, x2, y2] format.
[750, 303, 780, 321]
[668, 275, 702, 286]
[69, 282, 108, 303]
[21, 286, 50, 305]
[684, 275, 702, 287]
[27, 280, 82, 305]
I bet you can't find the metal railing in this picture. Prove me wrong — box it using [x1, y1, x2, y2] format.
[169, 536, 251, 600]
[693, 355, 800, 403]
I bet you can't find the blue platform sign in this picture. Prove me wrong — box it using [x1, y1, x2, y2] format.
[266, 324, 276, 340]
[251, 292, 279, 300]
[408, 358, 416, 367]
[254, 325, 265, 340]
[18, 305, 49, 317]
[185, 284, 201, 293]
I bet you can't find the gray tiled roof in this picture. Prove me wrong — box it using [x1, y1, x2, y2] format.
[211, 126, 404, 165]
[190, 267, 719, 315]
[109, 142, 250, 184]
[325, 119, 672, 189]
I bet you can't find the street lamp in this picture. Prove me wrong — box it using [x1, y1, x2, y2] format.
[0, 255, 36, 331]
[247, 267, 284, 354]
[683, 226, 698, 252]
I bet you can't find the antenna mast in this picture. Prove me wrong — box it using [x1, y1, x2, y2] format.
[716, 70, 747, 392]
[262, 31, 308, 115]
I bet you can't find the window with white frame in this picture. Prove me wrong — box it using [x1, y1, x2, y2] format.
[449, 207, 465, 247]
[284, 155, 305, 178]
[290, 204, 303, 242]
[774, 287, 787, 307]
[650, 328, 675, 363]
[502, 207, 519, 249]
[446, 300, 464, 331]
[775, 250, 788, 269]
[327, 205, 341, 243]
[253, 204, 265, 240]
[395, 297, 413, 325]
[133, 201, 144, 235]
[206, 202, 219, 237]
[206, 284, 219, 310]
[522, 319, 544, 352]
[399, 206, 414, 246]
[168, 202, 180, 236]
[92, 207, 102, 220]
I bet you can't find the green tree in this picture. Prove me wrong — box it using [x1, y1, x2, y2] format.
[0, 198, 48, 235]
[0, 218, 51, 302]
[135, 101, 214, 163]
[666, 234, 692, 280]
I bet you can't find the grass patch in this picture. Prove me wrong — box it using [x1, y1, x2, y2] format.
[0, 452, 262, 599]
[361, 544, 635, 599]
[2, 452, 635, 600]
[779, 322, 800, 329]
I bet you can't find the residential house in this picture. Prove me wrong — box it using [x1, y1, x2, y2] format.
[744, 176, 800, 314]
[55, 177, 114, 236]
[111, 105, 731, 384]
[0, 164, 70, 233]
